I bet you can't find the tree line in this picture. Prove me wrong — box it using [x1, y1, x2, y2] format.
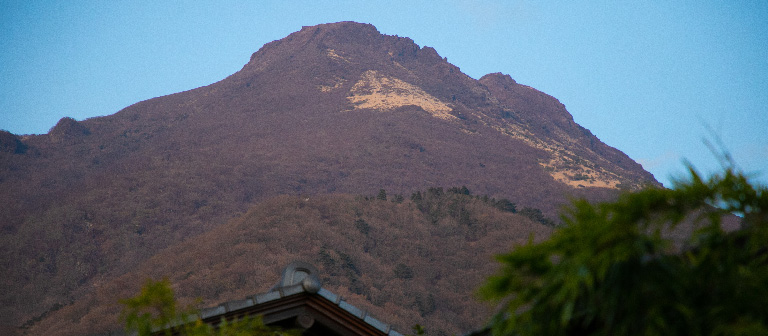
[371, 186, 556, 227]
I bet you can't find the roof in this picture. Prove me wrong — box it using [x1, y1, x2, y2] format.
[157, 262, 404, 336]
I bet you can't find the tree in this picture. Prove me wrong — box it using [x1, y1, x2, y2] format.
[120, 278, 298, 336]
[517, 207, 555, 227]
[480, 165, 768, 335]
[377, 189, 387, 201]
[394, 263, 414, 279]
[120, 278, 178, 336]
[448, 186, 471, 195]
[494, 199, 517, 213]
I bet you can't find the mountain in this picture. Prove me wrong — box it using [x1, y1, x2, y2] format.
[0, 22, 658, 335]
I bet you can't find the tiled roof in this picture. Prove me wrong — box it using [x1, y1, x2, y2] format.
[162, 261, 404, 336]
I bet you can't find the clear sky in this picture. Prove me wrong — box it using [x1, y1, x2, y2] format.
[2, 1, 766, 187]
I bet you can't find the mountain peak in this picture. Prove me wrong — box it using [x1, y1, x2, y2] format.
[300, 21, 380, 36]
[242, 21, 444, 77]
[287, 21, 385, 49]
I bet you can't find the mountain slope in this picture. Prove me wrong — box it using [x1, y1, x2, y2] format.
[0, 22, 657, 333]
[27, 192, 553, 336]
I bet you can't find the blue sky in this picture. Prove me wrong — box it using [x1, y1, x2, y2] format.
[2, 1, 766, 187]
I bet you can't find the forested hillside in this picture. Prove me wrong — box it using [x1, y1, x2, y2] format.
[26, 190, 552, 336]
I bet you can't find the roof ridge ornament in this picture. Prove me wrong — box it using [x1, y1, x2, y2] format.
[273, 261, 322, 293]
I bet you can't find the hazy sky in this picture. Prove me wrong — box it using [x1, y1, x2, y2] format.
[2, 1, 766, 187]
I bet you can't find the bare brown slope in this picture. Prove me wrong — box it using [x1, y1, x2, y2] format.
[0, 22, 657, 330]
[27, 193, 552, 336]
[477, 73, 657, 189]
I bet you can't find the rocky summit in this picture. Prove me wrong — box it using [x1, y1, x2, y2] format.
[0, 22, 658, 335]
